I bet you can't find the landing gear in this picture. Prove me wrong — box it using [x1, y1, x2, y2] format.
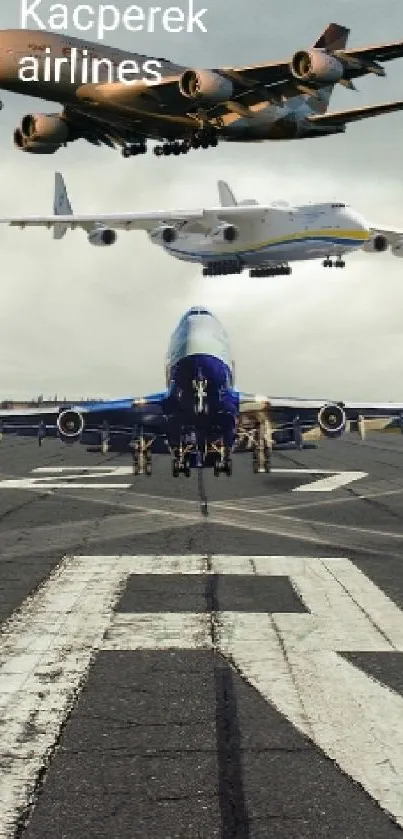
[154, 129, 218, 158]
[171, 441, 193, 478]
[203, 260, 243, 277]
[249, 264, 291, 278]
[130, 427, 153, 475]
[122, 141, 147, 158]
[251, 419, 272, 474]
[323, 256, 345, 268]
[213, 441, 233, 477]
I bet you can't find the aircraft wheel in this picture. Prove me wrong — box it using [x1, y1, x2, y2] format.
[172, 459, 179, 477]
[225, 459, 232, 477]
[184, 463, 191, 478]
[213, 461, 220, 477]
[145, 461, 152, 476]
[122, 146, 131, 158]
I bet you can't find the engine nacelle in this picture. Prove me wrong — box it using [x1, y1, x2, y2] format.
[14, 113, 70, 153]
[392, 240, 403, 258]
[149, 225, 178, 245]
[318, 403, 347, 439]
[179, 69, 234, 104]
[210, 223, 239, 243]
[57, 409, 84, 443]
[362, 234, 389, 253]
[291, 49, 344, 84]
[88, 227, 117, 247]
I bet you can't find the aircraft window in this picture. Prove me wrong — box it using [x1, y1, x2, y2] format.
[331, 203, 346, 208]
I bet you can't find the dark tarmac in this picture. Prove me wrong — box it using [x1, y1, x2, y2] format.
[1, 435, 403, 838]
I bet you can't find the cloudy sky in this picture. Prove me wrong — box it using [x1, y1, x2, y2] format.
[0, 0, 402, 401]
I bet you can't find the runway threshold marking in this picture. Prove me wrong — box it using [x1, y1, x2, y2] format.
[0, 467, 368, 493]
[1, 555, 403, 834]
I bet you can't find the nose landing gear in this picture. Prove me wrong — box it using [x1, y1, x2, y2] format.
[323, 257, 346, 268]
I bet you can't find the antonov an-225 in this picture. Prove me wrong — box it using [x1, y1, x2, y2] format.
[1, 173, 401, 278]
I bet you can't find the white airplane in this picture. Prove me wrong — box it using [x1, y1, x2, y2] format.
[1, 173, 402, 277]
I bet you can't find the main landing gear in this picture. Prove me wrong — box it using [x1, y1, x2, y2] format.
[323, 257, 346, 268]
[130, 428, 153, 476]
[153, 129, 218, 157]
[203, 260, 243, 277]
[122, 141, 147, 158]
[249, 264, 292, 278]
[171, 441, 194, 478]
[251, 419, 272, 474]
[212, 442, 232, 477]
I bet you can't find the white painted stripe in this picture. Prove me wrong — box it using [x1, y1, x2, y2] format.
[0, 468, 368, 494]
[2, 554, 403, 834]
[292, 471, 368, 492]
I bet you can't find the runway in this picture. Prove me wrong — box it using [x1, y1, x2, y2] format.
[1, 435, 403, 838]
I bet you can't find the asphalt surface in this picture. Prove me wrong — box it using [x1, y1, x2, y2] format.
[1, 435, 403, 837]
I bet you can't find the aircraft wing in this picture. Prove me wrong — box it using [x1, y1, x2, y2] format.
[0, 393, 168, 442]
[0, 204, 265, 235]
[307, 100, 403, 129]
[237, 394, 403, 443]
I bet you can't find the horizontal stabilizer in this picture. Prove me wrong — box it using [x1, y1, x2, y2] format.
[308, 99, 403, 128]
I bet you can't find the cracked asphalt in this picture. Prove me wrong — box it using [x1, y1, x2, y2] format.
[1, 436, 403, 837]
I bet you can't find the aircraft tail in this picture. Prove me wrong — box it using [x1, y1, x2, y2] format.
[53, 172, 72, 240]
[307, 22, 350, 115]
[218, 180, 237, 206]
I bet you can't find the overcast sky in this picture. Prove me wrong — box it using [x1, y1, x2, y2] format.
[0, 0, 402, 401]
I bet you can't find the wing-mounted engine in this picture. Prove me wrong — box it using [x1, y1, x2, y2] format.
[392, 240, 403, 257]
[318, 403, 346, 438]
[57, 408, 84, 444]
[148, 225, 178, 245]
[14, 113, 71, 154]
[210, 222, 239, 243]
[291, 49, 344, 83]
[362, 234, 389, 253]
[179, 70, 234, 104]
[88, 227, 117, 246]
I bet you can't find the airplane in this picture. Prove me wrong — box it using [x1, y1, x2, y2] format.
[0, 306, 403, 478]
[2, 23, 403, 159]
[1, 172, 402, 278]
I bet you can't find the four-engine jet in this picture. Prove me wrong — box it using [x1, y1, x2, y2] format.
[2, 172, 402, 278]
[1, 307, 403, 478]
[1, 23, 403, 158]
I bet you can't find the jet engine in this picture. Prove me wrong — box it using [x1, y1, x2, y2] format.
[391, 240, 403, 257]
[210, 223, 239, 243]
[57, 409, 84, 443]
[88, 227, 117, 246]
[149, 225, 178, 244]
[291, 49, 344, 84]
[318, 403, 347, 439]
[14, 113, 70, 153]
[179, 70, 234, 104]
[362, 234, 389, 253]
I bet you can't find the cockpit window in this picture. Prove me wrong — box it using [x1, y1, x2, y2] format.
[331, 203, 346, 209]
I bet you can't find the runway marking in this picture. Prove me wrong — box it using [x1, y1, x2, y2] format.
[0, 467, 368, 493]
[1, 555, 403, 833]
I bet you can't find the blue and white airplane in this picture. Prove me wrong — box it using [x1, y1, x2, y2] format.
[1, 306, 403, 477]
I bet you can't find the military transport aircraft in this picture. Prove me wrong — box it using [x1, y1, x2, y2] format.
[2, 23, 403, 158]
[0, 307, 402, 478]
[2, 173, 401, 278]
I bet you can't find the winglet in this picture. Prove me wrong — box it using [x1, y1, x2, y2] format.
[314, 23, 350, 51]
[53, 172, 72, 240]
[217, 181, 237, 207]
